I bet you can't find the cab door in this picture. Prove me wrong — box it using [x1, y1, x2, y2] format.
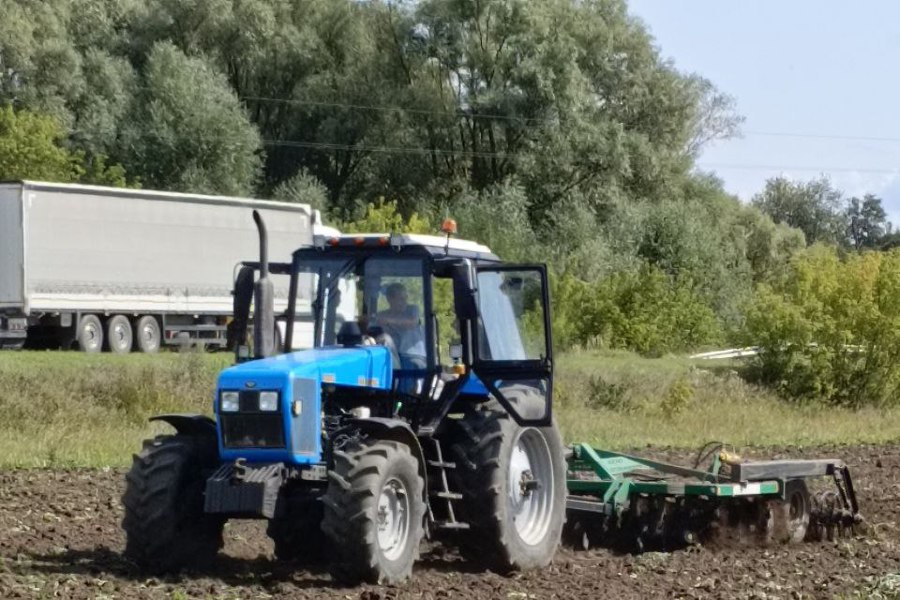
[470, 265, 553, 426]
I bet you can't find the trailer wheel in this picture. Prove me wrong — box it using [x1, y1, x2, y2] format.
[134, 316, 161, 353]
[106, 315, 133, 354]
[449, 390, 566, 572]
[122, 434, 224, 573]
[77, 314, 104, 353]
[321, 439, 425, 584]
[0, 340, 25, 351]
[767, 479, 810, 544]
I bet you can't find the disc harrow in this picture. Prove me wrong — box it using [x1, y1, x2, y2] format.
[564, 443, 863, 552]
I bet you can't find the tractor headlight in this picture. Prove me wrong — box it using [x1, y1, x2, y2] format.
[220, 391, 240, 412]
[258, 391, 279, 411]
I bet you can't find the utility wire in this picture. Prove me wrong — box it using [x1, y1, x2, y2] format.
[87, 128, 900, 172]
[263, 139, 514, 159]
[743, 130, 900, 144]
[697, 163, 900, 175]
[240, 94, 557, 125]
[242, 95, 900, 143]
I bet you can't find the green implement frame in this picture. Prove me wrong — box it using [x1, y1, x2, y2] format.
[564, 443, 861, 544]
[566, 444, 782, 515]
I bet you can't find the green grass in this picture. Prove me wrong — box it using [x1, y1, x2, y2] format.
[0, 351, 230, 467]
[0, 349, 898, 468]
[555, 349, 900, 450]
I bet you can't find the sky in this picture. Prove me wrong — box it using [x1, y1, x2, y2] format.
[627, 0, 900, 222]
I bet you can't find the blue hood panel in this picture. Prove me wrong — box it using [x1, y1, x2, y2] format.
[219, 346, 393, 388]
[215, 346, 392, 464]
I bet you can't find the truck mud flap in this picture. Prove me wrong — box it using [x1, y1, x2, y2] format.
[204, 460, 284, 519]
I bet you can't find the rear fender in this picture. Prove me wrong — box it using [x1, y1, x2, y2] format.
[348, 418, 427, 501]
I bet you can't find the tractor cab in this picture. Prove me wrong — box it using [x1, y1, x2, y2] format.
[228, 227, 554, 432]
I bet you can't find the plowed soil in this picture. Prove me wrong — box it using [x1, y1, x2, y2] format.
[1, 444, 898, 599]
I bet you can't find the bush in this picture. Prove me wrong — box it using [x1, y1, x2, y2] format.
[565, 265, 723, 356]
[271, 168, 329, 212]
[743, 245, 900, 407]
[338, 197, 431, 234]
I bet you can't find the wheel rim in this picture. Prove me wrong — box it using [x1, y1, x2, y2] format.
[376, 477, 410, 561]
[507, 427, 555, 546]
[140, 320, 159, 350]
[82, 320, 101, 350]
[113, 322, 129, 348]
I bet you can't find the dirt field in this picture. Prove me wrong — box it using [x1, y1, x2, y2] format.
[1, 444, 898, 600]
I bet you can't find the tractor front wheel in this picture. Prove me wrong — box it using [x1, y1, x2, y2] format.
[122, 434, 223, 573]
[267, 497, 326, 563]
[321, 439, 425, 584]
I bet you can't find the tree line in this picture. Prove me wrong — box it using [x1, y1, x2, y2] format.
[2, 0, 899, 406]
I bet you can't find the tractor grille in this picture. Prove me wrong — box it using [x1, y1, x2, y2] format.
[220, 390, 285, 449]
[221, 413, 285, 448]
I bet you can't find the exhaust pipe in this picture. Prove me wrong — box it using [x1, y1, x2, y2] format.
[252, 210, 275, 359]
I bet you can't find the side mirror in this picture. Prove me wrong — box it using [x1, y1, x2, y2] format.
[451, 263, 477, 321]
[230, 265, 255, 362]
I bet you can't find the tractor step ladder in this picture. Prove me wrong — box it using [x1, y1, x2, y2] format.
[426, 439, 470, 530]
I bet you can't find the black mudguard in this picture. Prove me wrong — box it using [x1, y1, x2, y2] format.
[150, 414, 217, 439]
[348, 417, 428, 500]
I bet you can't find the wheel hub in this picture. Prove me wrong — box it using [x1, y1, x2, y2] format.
[507, 428, 554, 546]
[376, 477, 410, 561]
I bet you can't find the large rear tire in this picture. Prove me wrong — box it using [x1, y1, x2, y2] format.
[449, 391, 566, 572]
[321, 439, 425, 584]
[122, 435, 223, 573]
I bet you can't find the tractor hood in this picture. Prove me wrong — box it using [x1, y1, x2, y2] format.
[215, 346, 392, 465]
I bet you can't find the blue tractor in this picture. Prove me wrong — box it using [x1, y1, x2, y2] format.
[122, 213, 566, 584]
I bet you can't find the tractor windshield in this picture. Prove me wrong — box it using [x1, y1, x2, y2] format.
[298, 255, 428, 368]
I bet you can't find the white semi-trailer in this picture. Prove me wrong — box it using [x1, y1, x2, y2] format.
[0, 181, 323, 352]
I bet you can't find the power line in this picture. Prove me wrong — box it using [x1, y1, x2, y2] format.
[241, 94, 555, 125]
[698, 162, 900, 175]
[262, 139, 514, 159]
[243, 95, 900, 143]
[743, 130, 900, 144]
[68, 126, 900, 172]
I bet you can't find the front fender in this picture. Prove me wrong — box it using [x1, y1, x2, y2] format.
[150, 414, 217, 438]
[349, 417, 427, 501]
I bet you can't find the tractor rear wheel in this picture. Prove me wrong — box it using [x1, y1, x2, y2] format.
[449, 391, 566, 572]
[122, 434, 223, 573]
[321, 439, 425, 584]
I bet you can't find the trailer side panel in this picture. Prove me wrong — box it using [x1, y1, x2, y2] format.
[0, 186, 24, 308]
[19, 185, 312, 315]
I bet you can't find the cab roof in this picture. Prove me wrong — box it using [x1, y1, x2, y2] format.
[307, 233, 499, 262]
